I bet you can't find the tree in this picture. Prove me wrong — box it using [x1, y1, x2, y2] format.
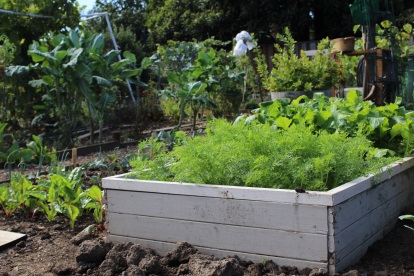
[144, 0, 221, 48]
[0, 0, 81, 64]
[85, 0, 149, 61]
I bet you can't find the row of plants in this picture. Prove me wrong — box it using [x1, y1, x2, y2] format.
[1, 32, 252, 149]
[128, 92, 407, 191]
[1, 122, 57, 176]
[0, 167, 104, 230]
[236, 90, 414, 157]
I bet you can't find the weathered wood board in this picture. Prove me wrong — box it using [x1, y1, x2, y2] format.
[0, 230, 26, 249]
[103, 156, 414, 275]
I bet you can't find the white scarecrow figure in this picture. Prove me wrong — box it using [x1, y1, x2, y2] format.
[233, 31, 257, 56]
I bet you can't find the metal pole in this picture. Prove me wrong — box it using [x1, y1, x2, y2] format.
[82, 12, 136, 103]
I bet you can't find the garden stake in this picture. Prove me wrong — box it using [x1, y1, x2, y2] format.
[72, 148, 77, 169]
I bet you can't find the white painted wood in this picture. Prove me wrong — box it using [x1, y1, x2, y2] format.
[332, 191, 409, 262]
[332, 172, 413, 232]
[106, 190, 328, 234]
[106, 212, 328, 262]
[103, 177, 334, 206]
[0, 230, 26, 248]
[332, 220, 396, 273]
[329, 157, 414, 205]
[108, 234, 328, 271]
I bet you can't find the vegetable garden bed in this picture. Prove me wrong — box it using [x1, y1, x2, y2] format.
[102, 156, 414, 274]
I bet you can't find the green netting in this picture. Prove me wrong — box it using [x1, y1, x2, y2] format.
[349, 0, 380, 25]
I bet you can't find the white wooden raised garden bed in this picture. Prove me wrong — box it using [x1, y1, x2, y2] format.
[102, 156, 414, 274]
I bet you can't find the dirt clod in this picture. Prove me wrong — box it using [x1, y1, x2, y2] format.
[76, 239, 112, 264]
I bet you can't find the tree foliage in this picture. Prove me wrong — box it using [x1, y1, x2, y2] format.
[85, 0, 149, 61]
[0, 0, 81, 64]
[144, 0, 220, 47]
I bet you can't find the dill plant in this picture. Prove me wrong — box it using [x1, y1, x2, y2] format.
[130, 119, 398, 191]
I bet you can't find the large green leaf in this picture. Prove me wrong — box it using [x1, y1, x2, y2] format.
[29, 79, 48, 88]
[140, 57, 152, 69]
[64, 48, 84, 68]
[54, 50, 68, 62]
[74, 63, 92, 84]
[92, 76, 112, 87]
[345, 89, 362, 104]
[390, 123, 403, 139]
[123, 51, 136, 63]
[122, 69, 142, 78]
[167, 71, 183, 85]
[50, 34, 66, 47]
[111, 59, 132, 70]
[104, 50, 121, 64]
[42, 75, 54, 86]
[29, 49, 57, 62]
[88, 34, 105, 53]
[187, 81, 206, 94]
[19, 149, 33, 162]
[368, 117, 384, 129]
[315, 111, 333, 128]
[275, 116, 292, 130]
[99, 91, 117, 107]
[69, 30, 80, 48]
[85, 186, 102, 202]
[128, 78, 148, 87]
[78, 79, 95, 104]
[68, 167, 84, 182]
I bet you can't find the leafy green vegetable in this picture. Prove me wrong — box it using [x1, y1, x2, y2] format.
[131, 118, 397, 191]
[236, 91, 414, 156]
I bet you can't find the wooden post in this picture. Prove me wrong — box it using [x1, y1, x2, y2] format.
[72, 148, 77, 169]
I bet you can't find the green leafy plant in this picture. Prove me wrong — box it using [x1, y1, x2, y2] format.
[26, 135, 57, 176]
[160, 97, 191, 123]
[0, 123, 33, 176]
[131, 118, 396, 191]
[130, 138, 174, 181]
[0, 173, 45, 217]
[80, 185, 105, 228]
[236, 90, 414, 156]
[0, 184, 19, 217]
[0, 34, 16, 66]
[33, 167, 105, 230]
[7, 30, 146, 148]
[157, 39, 245, 126]
[255, 27, 341, 92]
